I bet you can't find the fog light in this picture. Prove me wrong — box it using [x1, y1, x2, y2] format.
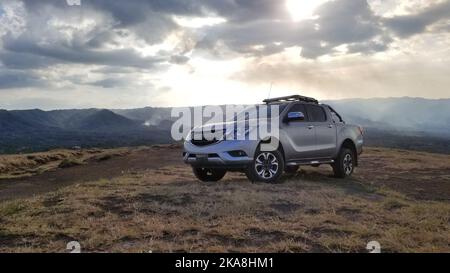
[228, 150, 247, 157]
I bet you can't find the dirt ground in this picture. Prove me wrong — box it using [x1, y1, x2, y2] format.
[0, 145, 449, 252]
[0, 145, 181, 202]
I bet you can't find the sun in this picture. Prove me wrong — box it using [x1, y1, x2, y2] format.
[285, 0, 329, 21]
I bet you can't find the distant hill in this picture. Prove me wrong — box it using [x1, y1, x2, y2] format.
[324, 97, 450, 136]
[0, 110, 40, 132]
[9, 109, 60, 129]
[0, 108, 170, 154]
[9, 108, 139, 131]
[69, 109, 140, 131]
[0, 97, 449, 154]
[114, 107, 172, 126]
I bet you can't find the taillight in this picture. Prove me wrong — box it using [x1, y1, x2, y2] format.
[358, 126, 364, 136]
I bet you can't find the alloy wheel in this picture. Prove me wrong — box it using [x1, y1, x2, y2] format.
[343, 153, 353, 175]
[255, 152, 279, 179]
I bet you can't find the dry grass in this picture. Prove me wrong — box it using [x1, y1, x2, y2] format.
[0, 147, 449, 253]
[0, 148, 129, 179]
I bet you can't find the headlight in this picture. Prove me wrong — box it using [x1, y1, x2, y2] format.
[185, 130, 193, 141]
[224, 127, 251, 140]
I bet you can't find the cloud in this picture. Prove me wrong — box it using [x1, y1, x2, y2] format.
[0, 1, 170, 70]
[0, 70, 46, 89]
[0, 50, 58, 69]
[0, 0, 449, 109]
[0, 0, 177, 95]
[384, 0, 450, 37]
[196, 0, 388, 59]
[3, 0, 448, 70]
[197, 0, 450, 59]
[169, 54, 190, 64]
[87, 78, 128, 88]
[2, 33, 166, 69]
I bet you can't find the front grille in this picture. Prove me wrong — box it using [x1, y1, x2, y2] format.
[190, 129, 223, 146]
[191, 138, 220, 146]
[187, 153, 219, 158]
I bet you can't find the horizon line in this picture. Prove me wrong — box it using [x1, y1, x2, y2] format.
[1, 96, 450, 111]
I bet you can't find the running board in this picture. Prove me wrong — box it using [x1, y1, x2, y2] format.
[286, 159, 334, 166]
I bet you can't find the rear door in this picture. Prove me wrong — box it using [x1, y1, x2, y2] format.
[305, 104, 337, 158]
[281, 103, 317, 160]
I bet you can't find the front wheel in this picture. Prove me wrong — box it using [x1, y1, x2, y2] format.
[246, 149, 284, 183]
[192, 168, 226, 182]
[332, 148, 355, 178]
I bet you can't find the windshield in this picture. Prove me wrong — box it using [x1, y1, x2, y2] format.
[228, 104, 287, 122]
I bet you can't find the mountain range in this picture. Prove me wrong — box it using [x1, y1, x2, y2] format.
[0, 108, 171, 154]
[0, 97, 449, 154]
[324, 97, 450, 136]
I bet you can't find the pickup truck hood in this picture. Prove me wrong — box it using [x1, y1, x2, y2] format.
[192, 119, 271, 133]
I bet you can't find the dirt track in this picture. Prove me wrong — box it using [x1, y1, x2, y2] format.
[0, 145, 182, 202]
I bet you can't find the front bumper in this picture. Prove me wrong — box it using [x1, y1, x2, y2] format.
[183, 140, 258, 168]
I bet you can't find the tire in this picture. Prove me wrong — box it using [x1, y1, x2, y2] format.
[192, 168, 226, 182]
[285, 165, 299, 174]
[246, 149, 284, 183]
[332, 148, 355, 178]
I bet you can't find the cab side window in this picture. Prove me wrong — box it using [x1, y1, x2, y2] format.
[327, 106, 343, 123]
[305, 105, 327, 122]
[330, 111, 341, 123]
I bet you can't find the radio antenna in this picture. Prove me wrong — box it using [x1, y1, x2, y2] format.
[267, 82, 273, 100]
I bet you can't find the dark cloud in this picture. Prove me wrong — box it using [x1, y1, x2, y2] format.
[15, 0, 392, 60]
[197, 0, 450, 58]
[0, 51, 58, 69]
[6, 0, 449, 69]
[0, 1, 172, 70]
[2, 32, 165, 69]
[1, 0, 449, 95]
[0, 70, 46, 89]
[87, 78, 126, 88]
[169, 54, 190, 64]
[90, 66, 137, 74]
[197, 0, 387, 59]
[347, 35, 393, 55]
[384, 1, 450, 37]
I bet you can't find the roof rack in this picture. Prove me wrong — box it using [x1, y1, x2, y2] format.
[263, 95, 319, 104]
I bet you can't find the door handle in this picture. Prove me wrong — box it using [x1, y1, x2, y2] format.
[328, 124, 333, 128]
[307, 125, 314, 130]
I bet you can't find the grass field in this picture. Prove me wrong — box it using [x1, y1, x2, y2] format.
[0, 146, 449, 252]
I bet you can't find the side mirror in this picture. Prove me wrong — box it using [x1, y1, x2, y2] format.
[285, 111, 305, 122]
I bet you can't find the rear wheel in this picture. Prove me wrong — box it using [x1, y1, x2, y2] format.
[246, 149, 284, 183]
[193, 168, 226, 182]
[332, 148, 355, 178]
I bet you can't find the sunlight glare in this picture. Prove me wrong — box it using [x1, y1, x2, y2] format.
[285, 0, 329, 21]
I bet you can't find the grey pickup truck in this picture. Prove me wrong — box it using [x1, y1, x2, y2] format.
[183, 95, 364, 183]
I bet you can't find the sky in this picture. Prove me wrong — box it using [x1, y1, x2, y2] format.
[0, 0, 449, 110]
